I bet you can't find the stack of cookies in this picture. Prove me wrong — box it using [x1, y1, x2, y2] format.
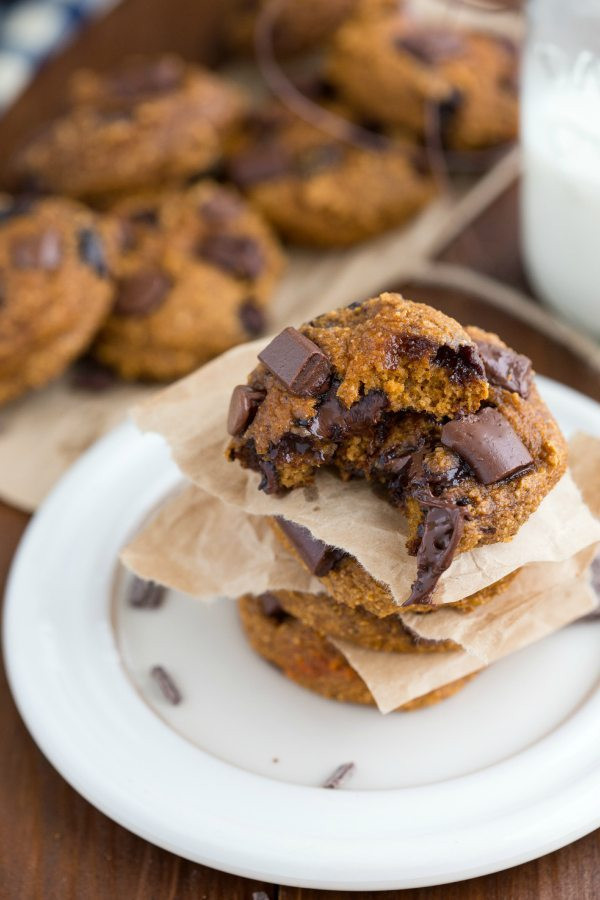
[225, 293, 568, 710]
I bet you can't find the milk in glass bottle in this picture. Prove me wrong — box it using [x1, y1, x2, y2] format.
[521, 0, 600, 334]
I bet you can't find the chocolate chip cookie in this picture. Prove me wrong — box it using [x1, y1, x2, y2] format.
[225, 0, 357, 56]
[239, 593, 476, 709]
[92, 180, 284, 380]
[15, 56, 246, 200]
[227, 98, 435, 246]
[326, 8, 518, 151]
[0, 195, 118, 405]
[272, 516, 519, 616]
[257, 583, 457, 652]
[227, 293, 567, 606]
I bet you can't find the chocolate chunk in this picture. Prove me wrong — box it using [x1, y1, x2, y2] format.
[258, 591, 289, 623]
[276, 517, 346, 576]
[376, 450, 414, 477]
[258, 459, 279, 494]
[396, 28, 465, 64]
[0, 196, 34, 224]
[128, 577, 165, 609]
[227, 384, 266, 436]
[228, 143, 292, 187]
[78, 227, 107, 277]
[434, 343, 486, 384]
[323, 761, 355, 789]
[129, 207, 159, 227]
[10, 228, 63, 269]
[108, 57, 184, 100]
[310, 384, 388, 440]
[474, 340, 532, 397]
[437, 88, 464, 136]
[405, 505, 464, 606]
[114, 268, 171, 316]
[441, 407, 534, 485]
[296, 143, 344, 177]
[258, 327, 331, 397]
[198, 234, 264, 279]
[150, 665, 181, 705]
[199, 192, 242, 225]
[239, 299, 266, 336]
[70, 357, 116, 392]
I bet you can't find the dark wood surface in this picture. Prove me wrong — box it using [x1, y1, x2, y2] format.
[1, 0, 599, 896]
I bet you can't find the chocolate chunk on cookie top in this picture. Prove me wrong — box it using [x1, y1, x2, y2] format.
[441, 407, 533, 485]
[474, 338, 532, 398]
[114, 269, 172, 316]
[229, 292, 567, 562]
[258, 327, 332, 396]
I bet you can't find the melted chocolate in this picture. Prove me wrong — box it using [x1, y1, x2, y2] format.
[404, 505, 464, 606]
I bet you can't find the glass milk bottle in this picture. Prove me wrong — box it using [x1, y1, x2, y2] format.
[521, 0, 600, 335]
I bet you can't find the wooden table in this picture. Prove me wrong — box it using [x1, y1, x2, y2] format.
[1, 1, 600, 895]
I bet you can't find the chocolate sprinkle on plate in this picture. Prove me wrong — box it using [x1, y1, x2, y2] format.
[259, 327, 331, 397]
[128, 577, 165, 609]
[323, 761, 356, 789]
[150, 665, 182, 705]
[441, 407, 534, 485]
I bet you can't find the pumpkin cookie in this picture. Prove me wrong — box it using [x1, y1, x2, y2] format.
[256, 586, 457, 651]
[92, 180, 284, 380]
[271, 516, 519, 616]
[227, 293, 567, 606]
[0, 195, 118, 405]
[227, 98, 435, 246]
[239, 593, 476, 709]
[15, 56, 246, 200]
[326, 9, 518, 151]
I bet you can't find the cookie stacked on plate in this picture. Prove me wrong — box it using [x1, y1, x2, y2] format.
[227, 293, 568, 709]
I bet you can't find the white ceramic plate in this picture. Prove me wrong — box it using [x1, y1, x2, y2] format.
[4, 376, 600, 891]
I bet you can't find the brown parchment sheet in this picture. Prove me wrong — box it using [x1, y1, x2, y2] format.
[122, 434, 600, 713]
[132, 335, 600, 608]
